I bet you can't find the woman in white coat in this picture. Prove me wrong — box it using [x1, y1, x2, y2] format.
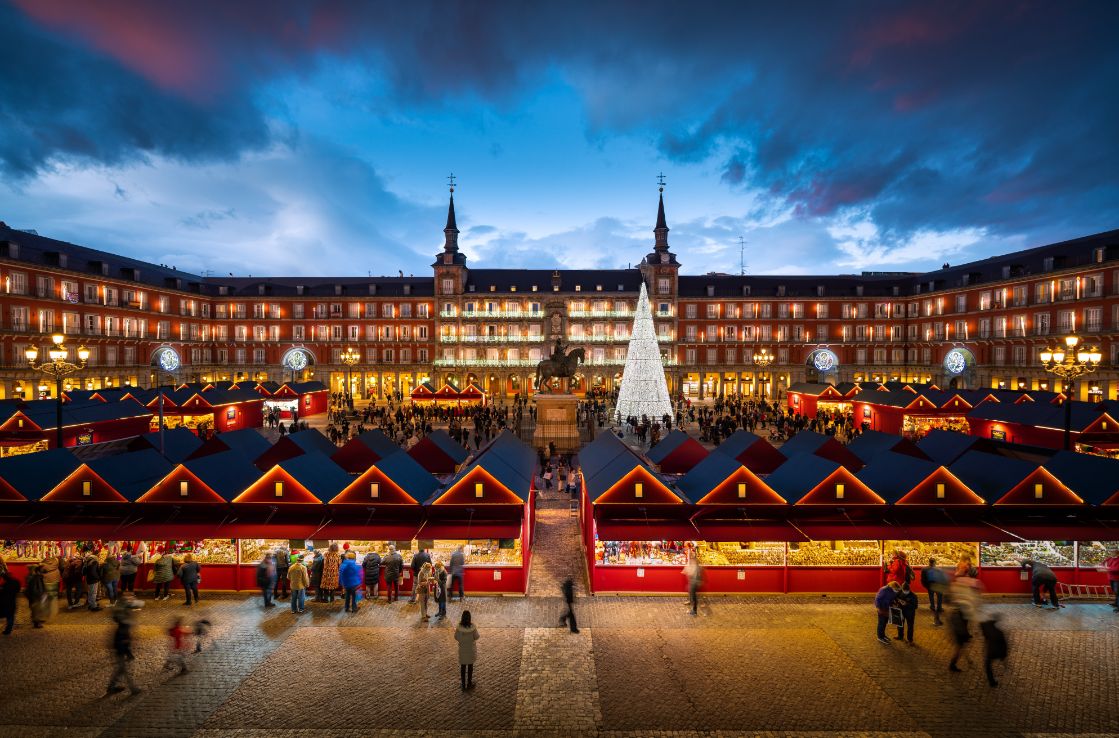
[454, 610, 479, 690]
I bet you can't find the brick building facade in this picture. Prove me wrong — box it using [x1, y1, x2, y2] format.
[1, 193, 1117, 403]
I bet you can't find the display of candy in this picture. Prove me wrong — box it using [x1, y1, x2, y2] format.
[882, 540, 979, 568]
[980, 540, 1076, 568]
[1077, 541, 1119, 567]
[787, 540, 881, 567]
[711, 542, 785, 567]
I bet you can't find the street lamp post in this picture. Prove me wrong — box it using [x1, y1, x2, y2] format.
[26, 334, 90, 449]
[753, 347, 774, 398]
[1039, 334, 1101, 451]
[339, 346, 360, 404]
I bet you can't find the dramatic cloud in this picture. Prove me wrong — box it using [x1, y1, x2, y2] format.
[1, 1, 1116, 275]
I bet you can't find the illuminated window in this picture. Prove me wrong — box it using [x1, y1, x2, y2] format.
[835, 483, 845, 500]
[370, 482, 379, 498]
[1034, 483, 1043, 499]
[82, 480, 92, 496]
[475, 482, 484, 498]
[635, 482, 643, 498]
[936, 483, 945, 499]
[17, 419, 23, 428]
[275, 481, 283, 497]
[737, 482, 747, 498]
[179, 480, 189, 497]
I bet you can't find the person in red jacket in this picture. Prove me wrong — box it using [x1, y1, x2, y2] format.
[885, 550, 913, 587]
[1103, 548, 1119, 612]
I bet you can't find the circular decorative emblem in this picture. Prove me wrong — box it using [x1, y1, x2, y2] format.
[812, 349, 839, 372]
[944, 349, 970, 375]
[157, 347, 180, 372]
[282, 348, 310, 372]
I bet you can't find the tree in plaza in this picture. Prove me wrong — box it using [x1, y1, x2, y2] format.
[615, 282, 672, 423]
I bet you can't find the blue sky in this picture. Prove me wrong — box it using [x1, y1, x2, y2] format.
[0, 1, 1116, 278]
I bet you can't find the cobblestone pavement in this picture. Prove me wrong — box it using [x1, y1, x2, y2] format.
[0, 592, 1115, 738]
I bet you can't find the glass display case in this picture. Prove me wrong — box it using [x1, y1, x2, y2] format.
[239, 538, 304, 565]
[883, 540, 980, 568]
[427, 539, 522, 567]
[697, 541, 785, 567]
[980, 540, 1076, 568]
[1076, 541, 1119, 568]
[787, 540, 881, 567]
[596, 540, 694, 566]
[150, 539, 238, 564]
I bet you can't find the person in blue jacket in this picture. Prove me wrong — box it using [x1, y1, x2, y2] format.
[874, 581, 901, 644]
[339, 551, 363, 613]
[920, 557, 949, 626]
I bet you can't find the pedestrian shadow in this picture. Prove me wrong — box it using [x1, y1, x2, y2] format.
[256, 610, 300, 640]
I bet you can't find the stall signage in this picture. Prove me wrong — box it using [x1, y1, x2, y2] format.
[76, 430, 94, 446]
[493, 570, 502, 581]
[737, 569, 746, 580]
[991, 429, 1007, 441]
[226, 407, 236, 420]
[636, 567, 645, 578]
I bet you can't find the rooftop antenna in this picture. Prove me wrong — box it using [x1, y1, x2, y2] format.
[738, 236, 748, 276]
[656, 172, 666, 192]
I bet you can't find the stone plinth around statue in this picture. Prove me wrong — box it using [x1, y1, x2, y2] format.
[532, 393, 581, 453]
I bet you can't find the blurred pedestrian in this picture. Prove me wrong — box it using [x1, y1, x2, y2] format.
[321, 543, 341, 604]
[948, 568, 984, 672]
[340, 551, 362, 613]
[39, 552, 61, 622]
[980, 613, 1009, 687]
[24, 564, 46, 628]
[179, 553, 201, 606]
[274, 546, 290, 601]
[82, 550, 102, 611]
[560, 577, 579, 633]
[383, 545, 402, 603]
[193, 618, 211, 653]
[152, 549, 175, 601]
[163, 616, 190, 675]
[106, 593, 143, 696]
[64, 554, 83, 609]
[682, 552, 703, 616]
[449, 545, 466, 602]
[410, 547, 431, 603]
[288, 555, 309, 614]
[101, 551, 121, 605]
[310, 550, 324, 601]
[1021, 559, 1060, 609]
[1, 570, 20, 634]
[875, 581, 901, 644]
[434, 561, 448, 620]
[455, 610, 479, 690]
[416, 561, 433, 621]
[1103, 547, 1119, 612]
[920, 558, 948, 626]
[119, 549, 139, 594]
[256, 553, 277, 608]
[362, 548, 382, 600]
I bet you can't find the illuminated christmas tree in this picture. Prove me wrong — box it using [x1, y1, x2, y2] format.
[615, 282, 673, 422]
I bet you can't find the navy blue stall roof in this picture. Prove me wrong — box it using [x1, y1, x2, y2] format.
[203, 428, 272, 461]
[764, 453, 842, 503]
[183, 449, 263, 502]
[846, 430, 928, 464]
[713, 430, 768, 459]
[285, 428, 338, 456]
[916, 430, 983, 465]
[353, 429, 403, 460]
[444, 430, 535, 502]
[675, 451, 746, 504]
[373, 450, 440, 502]
[855, 452, 939, 504]
[422, 429, 470, 464]
[0, 448, 82, 500]
[646, 429, 690, 464]
[131, 427, 203, 463]
[948, 450, 1036, 503]
[278, 451, 352, 501]
[1042, 450, 1119, 505]
[88, 448, 175, 502]
[776, 430, 833, 457]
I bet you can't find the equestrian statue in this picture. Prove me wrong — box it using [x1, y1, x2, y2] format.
[535, 339, 585, 392]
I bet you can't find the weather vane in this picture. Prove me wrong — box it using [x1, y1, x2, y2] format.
[657, 172, 666, 192]
[447, 172, 456, 193]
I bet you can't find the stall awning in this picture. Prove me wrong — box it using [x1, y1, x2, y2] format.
[795, 522, 907, 540]
[594, 519, 700, 541]
[693, 520, 807, 543]
[1000, 522, 1119, 541]
[417, 520, 523, 540]
[318, 522, 423, 540]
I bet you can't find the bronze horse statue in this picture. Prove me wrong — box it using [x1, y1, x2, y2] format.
[535, 346, 585, 392]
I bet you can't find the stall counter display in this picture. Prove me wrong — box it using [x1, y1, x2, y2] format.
[697, 541, 785, 567]
[596, 540, 694, 566]
[1, 540, 137, 563]
[151, 539, 238, 564]
[980, 540, 1075, 568]
[788, 540, 881, 567]
[883, 540, 979, 568]
[239, 539, 300, 565]
[1075, 541, 1119, 568]
[428, 539, 521, 567]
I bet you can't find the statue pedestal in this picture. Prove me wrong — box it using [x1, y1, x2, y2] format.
[533, 393, 581, 454]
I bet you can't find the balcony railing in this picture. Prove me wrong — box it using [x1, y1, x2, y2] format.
[567, 310, 633, 318]
[439, 335, 545, 343]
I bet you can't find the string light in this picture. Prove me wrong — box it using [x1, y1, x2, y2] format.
[615, 282, 672, 422]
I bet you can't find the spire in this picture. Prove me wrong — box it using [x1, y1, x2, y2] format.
[653, 173, 669, 253]
[443, 174, 459, 254]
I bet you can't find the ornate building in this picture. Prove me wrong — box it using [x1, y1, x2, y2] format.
[0, 191, 1117, 403]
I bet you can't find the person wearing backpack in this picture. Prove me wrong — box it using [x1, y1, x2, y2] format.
[82, 551, 103, 611]
[920, 558, 949, 626]
[362, 549, 382, 600]
[256, 553, 277, 608]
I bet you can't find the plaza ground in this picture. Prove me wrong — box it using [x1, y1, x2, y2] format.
[1, 503, 1116, 738]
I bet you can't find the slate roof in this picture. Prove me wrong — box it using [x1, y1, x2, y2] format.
[776, 430, 834, 457]
[442, 430, 536, 503]
[88, 449, 175, 502]
[0, 448, 82, 500]
[675, 451, 750, 504]
[366, 450, 439, 503]
[764, 454, 843, 503]
[285, 428, 338, 456]
[846, 430, 928, 464]
[1042, 450, 1119, 505]
[714, 430, 770, 459]
[198, 428, 271, 461]
[646, 429, 691, 463]
[350, 429, 402, 460]
[289, 381, 328, 394]
[182, 450, 262, 501]
[577, 431, 672, 502]
[418, 430, 469, 464]
[277, 452, 354, 501]
[464, 268, 642, 294]
[131, 427, 203, 463]
[854, 452, 939, 504]
[787, 382, 836, 396]
[948, 450, 1036, 503]
[967, 399, 1104, 432]
[917, 430, 984, 465]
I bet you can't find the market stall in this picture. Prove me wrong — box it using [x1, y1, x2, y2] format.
[846, 429, 929, 465]
[713, 430, 786, 474]
[187, 427, 272, 462]
[127, 427, 204, 462]
[267, 381, 329, 418]
[420, 430, 535, 594]
[331, 429, 402, 474]
[254, 428, 338, 471]
[0, 399, 153, 456]
[407, 429, 469, 475]
[778, 430, 864, 473]
[647, 429, 709, 474]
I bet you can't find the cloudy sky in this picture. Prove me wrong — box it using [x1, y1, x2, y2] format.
[1, 1, 1116, 278]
